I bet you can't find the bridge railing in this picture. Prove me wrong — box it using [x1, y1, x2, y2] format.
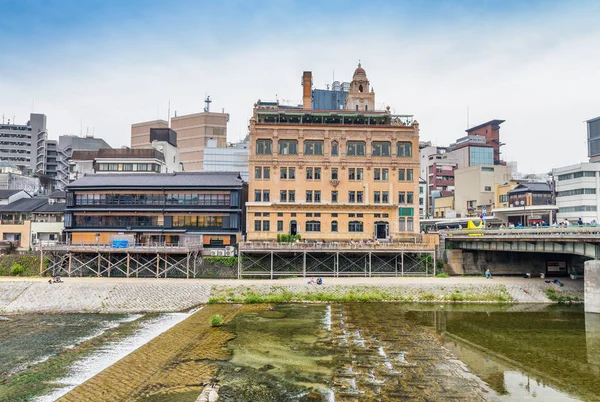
[443, 226, 600, 237]
[239, 241, 435, 251]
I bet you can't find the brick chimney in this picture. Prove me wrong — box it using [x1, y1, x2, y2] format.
[302, 71, 312, 109]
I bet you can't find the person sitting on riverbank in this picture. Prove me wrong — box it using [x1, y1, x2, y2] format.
[485, 269, 493, 279]
[308, 277, 316, 285]
[54, 275, 63, 283]
[316, 277, 323, 285]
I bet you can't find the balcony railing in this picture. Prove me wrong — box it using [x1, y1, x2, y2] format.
[240, 240, 434, 251]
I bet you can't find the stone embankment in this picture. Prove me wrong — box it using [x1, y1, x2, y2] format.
[0, 277, 585, 314]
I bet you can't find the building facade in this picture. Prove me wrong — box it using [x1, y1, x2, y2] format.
[131, 107, 229, 172]
[554, 163, 600, 224]
[464, 119, 505, 165]
[69, 146, 180, 180]
[247, 65, 420, 242]
[64, 172, 246, 247]
[454, 164, 512, 217]
[56, 135, 112, 189]
[0, 113, 54, 174]
[203, 140, 249, 182]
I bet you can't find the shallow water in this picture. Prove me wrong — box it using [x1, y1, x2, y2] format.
[217, 303, 600, 401]
[0, 314, 133, 376]
[3, 304, 600, 402]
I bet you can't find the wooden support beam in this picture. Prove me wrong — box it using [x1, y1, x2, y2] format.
[186, 253, 190, 279]
[39, 248, 43, 275]
[97, 253, 101, 277]
[156, 253, 160, 278]
[68, 253, 72, 277]
[126, 253, 130, 278]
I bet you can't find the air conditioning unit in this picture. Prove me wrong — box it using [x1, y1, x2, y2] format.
[225, 246, 235, 253]
[217, 250, 225, 256]
[210, 250, 218, 256]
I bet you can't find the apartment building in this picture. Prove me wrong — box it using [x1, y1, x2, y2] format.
[247, 64, 420, 241]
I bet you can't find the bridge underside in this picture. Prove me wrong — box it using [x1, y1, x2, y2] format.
[451, 240, 600, 259]
[238, 250, 436, 278]
[42, 250, 202, 278]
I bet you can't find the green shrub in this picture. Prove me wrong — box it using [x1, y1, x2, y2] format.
[210, 315, 224, 327]
[10, 263, 24, 276]
[435, 272, 450, 278]
[203, 256, 238, 267]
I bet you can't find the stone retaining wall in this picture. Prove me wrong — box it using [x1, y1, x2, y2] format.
[0, 280, 584, 314]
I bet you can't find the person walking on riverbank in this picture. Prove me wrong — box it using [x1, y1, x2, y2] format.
[485, 269, 493, 279]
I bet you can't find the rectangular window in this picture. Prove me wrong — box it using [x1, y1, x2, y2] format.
[347, 141, 366, 156]
[306, 213, 313, 217]
[357, 191, 364, 203]
[254, 190, 261, 202]
[277, 220, 283, 232]
[263, 167, 270, 179]
[398, 192, 406, 204]
[289, 191, 295, 202]
[348, 191, 356, 203]
[349, 168, 356, 180]
[374, 168, 381, 181]
[331, 191, 338, 203]
[484, 186, 492, 191]
[280, 167, 287, 179]
[314, 167, 321, 180]
[374, 191, 381, 203]
[372, 141, 391, 157]
[407, 192, 414, 204]
[256, 139, 272, 154]
[254, 167, 262, 179]
[254, 220, 261, 231]
[278, 212, 283, 217]
[331, 168, 338, 180]
[314, 213, 321, 217]
[263, 190, 270, 202]
[382, 191, 389, 203]
[357, 168, 363, 180]
[280, 190, 287, 202]
[306, 167, 313, 180]
[306, 190, 313, 202]
[382, 168, 389, 181]
[407, 169, 413, 181]
[481, 167, 494, 172]
[304, 140, 324, 155]
[397, 141, 412, 157]
[398, 169, 405, 181]
[289, 167, 295, 179]
[314, 191, 321, 202]
[278, 140, 298, 155]
[500, 195, 509, 202]
[263, 220, 270, 231]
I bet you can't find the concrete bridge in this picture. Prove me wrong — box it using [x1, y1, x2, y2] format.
[443, 226, 600, 313]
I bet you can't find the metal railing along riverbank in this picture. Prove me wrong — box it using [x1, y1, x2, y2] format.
[239, 240, 435, 252]
[443, 226, 600, 239]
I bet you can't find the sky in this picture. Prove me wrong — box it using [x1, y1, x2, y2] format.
[0, 0, 599, 173]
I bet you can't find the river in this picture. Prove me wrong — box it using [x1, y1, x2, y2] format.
[1, 304, 599, 401]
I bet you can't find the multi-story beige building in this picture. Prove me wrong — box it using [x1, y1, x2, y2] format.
[247, 64, 420, 242]
[131, 106, 228, 172]
[131, 120, 169, 149]
[454, 164, 512, 217]
[170, 112, 228, 172]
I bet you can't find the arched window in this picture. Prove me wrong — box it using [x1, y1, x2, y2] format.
[331, 221, 338, 232]
[331, 141, 339, 156]
[365, 105, 368, 111]
[305, 220, 321, 232]
[256, 139, 272, 155]
[359, 84, 363, 93]
[349, 221, 363, 232]
[355, 105, 359, 111]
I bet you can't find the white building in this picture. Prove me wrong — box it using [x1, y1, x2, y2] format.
[553, 162, 600, 224]
[419, 178, 427, 218]
[203, 140, 249, 182]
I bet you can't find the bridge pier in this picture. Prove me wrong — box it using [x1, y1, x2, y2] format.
[585, 260, 600, 313]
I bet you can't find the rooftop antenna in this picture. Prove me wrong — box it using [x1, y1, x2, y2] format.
[204, 95, 212, 112]
[1, 115, 4, 124]
[168, 100, 171, 128]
